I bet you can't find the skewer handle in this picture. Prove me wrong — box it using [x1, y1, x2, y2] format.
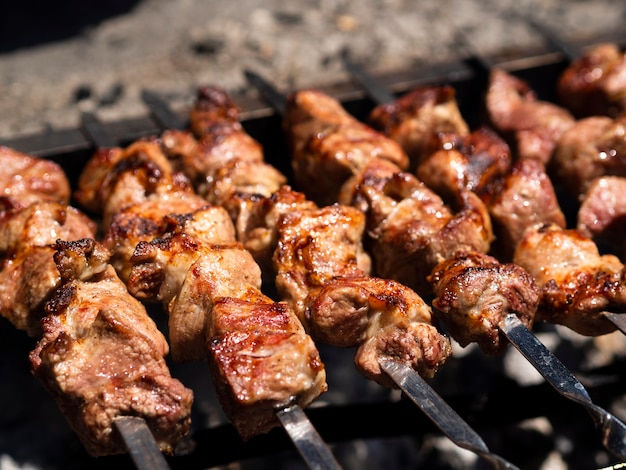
[275, 404, 343, 470]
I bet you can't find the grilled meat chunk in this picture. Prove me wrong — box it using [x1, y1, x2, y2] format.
[30, 238, 193, 457]
[0, 146, 71, 211]
[488, 158, 566, 261]
[513, 223, 626, 336]
[415, 127, 512, 205]
[577, 175, 626, 260]
[274, 204, 451, 387]
[75, 140, 195, 226]
[0, 202, 97, 335]
[103, 197, 226, 284]
[368, 85, 470, 171]
[486, 68, 575, 165]
[284, 88, 410, 206]
[341, 157, 493, 296]
[550, 115, 626, 201]
[557, 43, 626, 118]
[429, 251, 539, 356]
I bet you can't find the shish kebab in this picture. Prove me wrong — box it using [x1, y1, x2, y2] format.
[0, 146, 192, 469]
[143, 86, 519, 469]
[78, 113, 340, 470]
[243, 67, 626, 460]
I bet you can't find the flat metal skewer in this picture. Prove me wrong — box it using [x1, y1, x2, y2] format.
[340, 49, 396, 105]
[114, 417, 171, 470]
[380, 360, 519, 470]
[244, 68, 521, 470]
[499, 314, 626, 460]
[276, 403, 343, 470]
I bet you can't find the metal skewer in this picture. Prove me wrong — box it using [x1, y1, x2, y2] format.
[499, 314, 626, 460]
[91, 100, 343, 470]
[114, 417, 171, 470]
[243, 67, 520, 470]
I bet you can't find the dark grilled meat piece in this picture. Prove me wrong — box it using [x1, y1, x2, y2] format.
[557, 43, 626, 118]
[274, 203, 452, 388]
[513, 223, 626, 336]
[30, 238, 193, 457]
[0, 202, 97, 335]
[486, 68, 575, 165]
[0, 146, 71, 211]
[429, 251, 539, 356]
[550, 115, 626, 201]
[368, 85, 470, 171]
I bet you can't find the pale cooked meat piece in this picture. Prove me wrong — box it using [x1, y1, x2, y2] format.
[273, 204, 451, 387]
[30, 238, 193, 457]
[341, 157, 493, 297]
[0, 146, 71, 210]
[513, 223, 626, 336]
[368, 85, 470, 170]
[557, 43, 626, 118]
[284, 89, 410, 206]
[577, 175, 626, 258]
[103, 196, 227, 283]
[489, 158, 566, 261]
[429, 251, 539, 356]
[486, 68, 575, 165]
[416, 127, 512, 205]
[74, 140, 195, 226]
[0, 202, 97, 335]
[550, 115, 626, 201]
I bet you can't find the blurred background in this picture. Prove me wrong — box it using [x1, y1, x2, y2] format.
[1, 0, 626, 140]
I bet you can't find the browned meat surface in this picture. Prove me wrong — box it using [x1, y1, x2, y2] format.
[103, 197, 226, 284]
[557, 43, 626, 118]
[416, 127, 512, 205]
[341, 157, 493, 296]
[0, 202, 97, 335]
[550, 115, 626, 201]
[30, 238, 193, 457]
[0, 146, 71, 210]
[74, 140, 195, 226]
[489, 158, 566, 261]
[368, 85, 470, 170]
[171, 86, 287, 203]
[274, 203, 451, 387]
[284, 89, 410, 206]
[486, 68, 575, 165]
[429, 251, 539, 356]
[127, 218, 327, 439]
[513, 223, 626, 336]
[577, 176, 626, 259]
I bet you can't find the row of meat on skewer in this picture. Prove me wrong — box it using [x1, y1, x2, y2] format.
[2, 38, 626, 468]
